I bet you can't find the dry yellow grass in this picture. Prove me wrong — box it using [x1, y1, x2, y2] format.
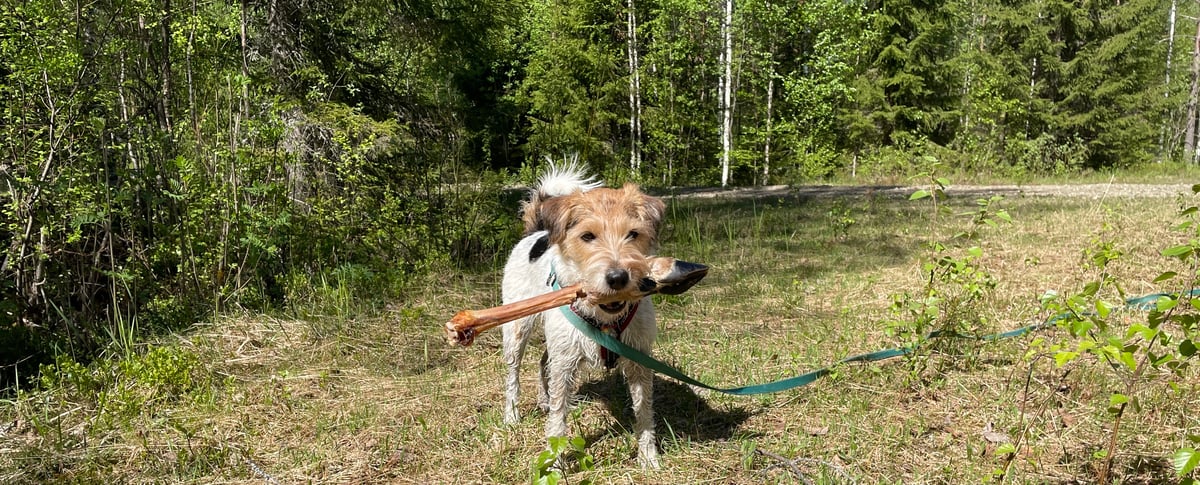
[3, 186, 1199, 484]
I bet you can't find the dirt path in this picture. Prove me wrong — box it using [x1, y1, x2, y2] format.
[667, 182, 1195, 200]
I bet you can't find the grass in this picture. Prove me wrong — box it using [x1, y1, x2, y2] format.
[3, 184, 1200, 483]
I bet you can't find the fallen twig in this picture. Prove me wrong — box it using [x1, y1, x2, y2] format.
[756, 448, 813, 485]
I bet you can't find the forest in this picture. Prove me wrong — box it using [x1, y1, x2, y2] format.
[2, 0, 1197, 369]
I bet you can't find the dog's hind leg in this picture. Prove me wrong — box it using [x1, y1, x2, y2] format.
[502, 314, 538, 424]
[537, 349, 551, 412]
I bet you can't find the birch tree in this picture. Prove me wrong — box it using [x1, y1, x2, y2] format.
[1186, 9, 1200, 163]
[626, 0, 643, 173]
[720, 0, 734, 187]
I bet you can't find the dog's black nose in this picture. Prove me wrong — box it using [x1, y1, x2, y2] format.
[605, 268, 630, 289]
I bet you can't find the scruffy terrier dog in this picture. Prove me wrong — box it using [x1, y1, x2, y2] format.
[501, 159, 665, 468]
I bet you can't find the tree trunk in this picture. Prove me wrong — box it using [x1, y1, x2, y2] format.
[720, 0, 733, 187]
[762, 74, 773, 186]
[1161, 0, 1177, 157]
[1167, 0, 1177, 94]
[626, 0, 642, 173]
[1184, 7, 1200, 163]
[187, 0, 200, 144]
[161, 0, 173, 134]
[240, 0, 250, 116]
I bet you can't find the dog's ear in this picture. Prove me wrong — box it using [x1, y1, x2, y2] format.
[536, 195, 576, 244]
[623, 183, 665, 232]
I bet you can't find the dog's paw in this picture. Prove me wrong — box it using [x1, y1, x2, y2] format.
[637, 451, 661, 470]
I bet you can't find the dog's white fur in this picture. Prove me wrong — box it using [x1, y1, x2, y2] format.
[501, 160, 661, 468]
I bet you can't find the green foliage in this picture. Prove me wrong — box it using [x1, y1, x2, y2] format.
[531, 436, 594, 485]
[33, 345, 209, 436]
[907, 156, 951, 219]
[955, 195, 1011, 240]
[826, 202, 857, 241]
[1031, 185, 1200, 482]
[886, 242, 997, 380]
[2, 0, 1198, 400]
[1176, 442, 1200, 478]
[888, 178, 1008, 381]
[518, 0, 626, 171]
[0, 0, 522, 372]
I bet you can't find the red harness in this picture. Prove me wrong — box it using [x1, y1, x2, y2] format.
[570, 299, 640, 369]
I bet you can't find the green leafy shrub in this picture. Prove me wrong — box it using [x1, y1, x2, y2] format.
[531, 436, 594, 485]
[1029, 185, 1200, 483]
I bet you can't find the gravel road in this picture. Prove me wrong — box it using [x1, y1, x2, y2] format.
[667, 182, 1196, 200]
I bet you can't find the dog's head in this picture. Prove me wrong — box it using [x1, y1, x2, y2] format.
[538, 183, 665, 309]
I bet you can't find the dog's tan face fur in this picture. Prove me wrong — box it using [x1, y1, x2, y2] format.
[533, 184, 664, 305]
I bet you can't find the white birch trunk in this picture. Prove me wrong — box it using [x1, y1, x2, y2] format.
[1161, 0, 1177, 157]
[720, 0, 733, 187]
[763, 75, 773, 186]
[626, 0, 642, 172]
[1168, 0, 1177, 88]
[1185, 7, 1200, 163]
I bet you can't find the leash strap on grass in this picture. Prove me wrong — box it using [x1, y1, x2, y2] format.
[553, 273, 1197, 395]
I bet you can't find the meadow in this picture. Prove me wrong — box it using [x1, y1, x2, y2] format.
[3, 183, 1199, 484]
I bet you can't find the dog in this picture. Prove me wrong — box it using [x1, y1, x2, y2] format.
[501, 158, 665, 468]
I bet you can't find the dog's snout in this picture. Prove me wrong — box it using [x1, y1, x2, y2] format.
[605, 268, 630, 289]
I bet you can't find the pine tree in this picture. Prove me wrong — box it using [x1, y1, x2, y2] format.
[1051, 0, 1168, 167]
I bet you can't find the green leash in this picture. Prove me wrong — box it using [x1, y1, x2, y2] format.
[552, 272, 1197, 395]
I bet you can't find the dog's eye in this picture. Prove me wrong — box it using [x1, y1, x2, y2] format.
[627, 230, 639, 240]
[580, 232, 596, 242]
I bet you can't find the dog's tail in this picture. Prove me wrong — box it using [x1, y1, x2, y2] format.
[520, 155, 602, 234]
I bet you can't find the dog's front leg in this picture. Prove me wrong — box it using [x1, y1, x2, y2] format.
[502, 316, 537, 424]
[622, 360, 660, 469]
[543, 352, 577, 439]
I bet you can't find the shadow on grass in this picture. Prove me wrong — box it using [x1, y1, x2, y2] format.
[579, 373, 755, 446]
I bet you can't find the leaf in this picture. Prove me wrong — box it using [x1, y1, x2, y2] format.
[1174, 448, 1199, 476]
[1158, 296, 1179, 312]
[1127, 323, 1155, 341]
[935, 177, 951, 187]
[533, 450, 558, 472]
[1054, 351, 1079, 367]
[1095, 300, 1113, 319]
[910, 190, 930, 200]
[1182, 339, 1198, 358]
[1109, 393, 1129, 406]
[1120, 351, 1137, 371]
[1070, 319, 1094, 336]
[1039, 290, 1059, 304]
[1163, 245, 1194, 259]
[1154, 271, 1178, 283]
[995, 443, 1016, 456]
[569, 436, 587, 452]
